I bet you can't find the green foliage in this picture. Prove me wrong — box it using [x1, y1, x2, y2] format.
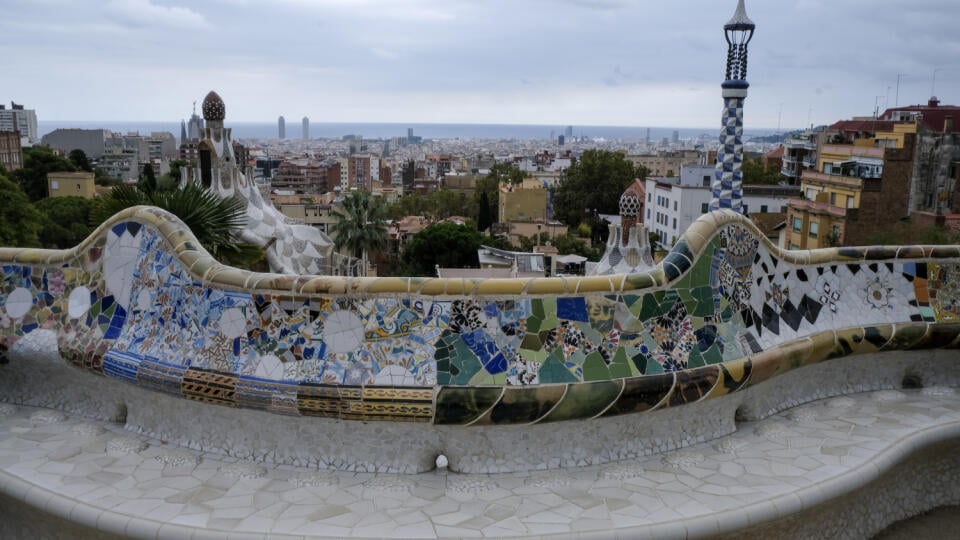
[477, 190, 492, 232]
[387, 189, 477, 222]
[487, 162, 525, 185]
[92, 182, 262, 266]
[140, 163, 157, 193]
[742, 156, 782, 185]
[33, 196, 95, 248]
[13, 146, 77, 201]
[864, 222, 960, 246]
[576, 222, 592, 238]
[400, 222, 483, 276]
[552, 150, 645, 227]
[552, 234, 601, 260]
[331, 190, 388, 273]
[474, 175, 499, 229]
[0, 173, 43, 247]
[68, 149, 93, 172]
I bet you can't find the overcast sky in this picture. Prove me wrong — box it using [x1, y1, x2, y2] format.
[3, 0, 959, 129]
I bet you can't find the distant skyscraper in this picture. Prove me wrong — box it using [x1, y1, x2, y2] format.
[187, 101, 204, 140]
[278, 116, 286, 139]
[672, 130, 679, 144]
[180, 120, 187, 144]
[0, 102, 39, 143]
[558, 135, 565, 147]
[407, 128, 414, 143]
[645, 127, 651, 145]
[564, 125, 573, 138]
[709, 0, 754, 213]
[302, 116, 310, 140]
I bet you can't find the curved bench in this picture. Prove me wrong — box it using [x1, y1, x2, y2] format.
[0, 206, 958, 473]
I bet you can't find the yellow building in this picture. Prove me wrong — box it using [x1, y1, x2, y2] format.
[786, 121, 918, 249]
[498, 182, 547, 222]
[47, 172, 96, 199]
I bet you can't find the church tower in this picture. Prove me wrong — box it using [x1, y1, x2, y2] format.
[709, 0, 755, 212]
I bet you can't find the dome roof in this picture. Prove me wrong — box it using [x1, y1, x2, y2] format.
[619, 191, 641, 217]
[202, 90, 225, 121]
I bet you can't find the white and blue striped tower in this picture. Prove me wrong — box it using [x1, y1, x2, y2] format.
[709, 0, 755, 212]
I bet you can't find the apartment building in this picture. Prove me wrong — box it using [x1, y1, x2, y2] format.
[785, 121, 918, 249]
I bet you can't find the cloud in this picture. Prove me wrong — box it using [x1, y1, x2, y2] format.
[105, 0, 207, 30]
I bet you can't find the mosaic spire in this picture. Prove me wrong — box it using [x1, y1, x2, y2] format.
[709, 0, 755, 213]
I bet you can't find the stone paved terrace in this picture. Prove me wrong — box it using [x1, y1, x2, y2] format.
[1, 387, 958, 539]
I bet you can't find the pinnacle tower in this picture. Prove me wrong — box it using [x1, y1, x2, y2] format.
[709, 0, 755, 212]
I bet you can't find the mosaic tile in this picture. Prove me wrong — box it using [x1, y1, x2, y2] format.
[3, 209, 960, 425]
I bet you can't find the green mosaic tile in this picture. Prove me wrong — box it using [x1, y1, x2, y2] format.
[638, 292, 664, 320]
[702, 343, 724, 365]
[689, 285, 716, 318]
[687, 347, 706, 369]
[643, 356, 664, 375]
[582, 351, 610, 381]
[539, 297, 560, 331]
[539, 352, 578, 383]
[449, 337, 483, 385]
[520, 333, 542, 351]
[608, 347, 635, 379]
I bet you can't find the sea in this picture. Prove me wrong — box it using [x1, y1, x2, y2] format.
[38, 121, 778, 142]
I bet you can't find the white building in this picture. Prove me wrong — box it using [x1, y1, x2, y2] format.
[0, 103, 39, 144]
[644, 165, 798, 248]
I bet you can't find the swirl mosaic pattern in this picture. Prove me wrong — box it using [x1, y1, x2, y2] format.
[0, 207, 959, 424]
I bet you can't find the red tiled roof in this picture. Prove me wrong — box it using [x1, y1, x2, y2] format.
[829, 120, 895, 133]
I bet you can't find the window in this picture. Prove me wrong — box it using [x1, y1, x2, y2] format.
[805, 188, 815, 200]
[701, 203, 708, 213]
[823, 163, 833, 174]
[673, 218, 677, 230]
[673, 201, 678, 211]
[51, 180, 59, 190]
[647, 209, 651, 220]
[760, 205, 768, 213]
[648, 193, 652, 202]
[809, 221, 819, 238]
[792, 217, 802, 232]
[846, 196, 855, 209]
[830, 192, 837, 205]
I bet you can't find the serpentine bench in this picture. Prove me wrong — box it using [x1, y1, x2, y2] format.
[0, 206, 958, 474]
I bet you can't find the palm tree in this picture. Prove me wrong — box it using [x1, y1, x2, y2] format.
[330, 190, 388, 276]
[92, 182, 264, 268]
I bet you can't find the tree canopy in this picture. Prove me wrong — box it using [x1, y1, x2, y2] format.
[399, 222, 484, 276]
[552, 150, 646, 227]
[742, 156, 783, 185]
[34, 196, 95, 249]
[68, 149, 93, 172]
[0, 172, 44, 247]
[486, 162, 525, 185]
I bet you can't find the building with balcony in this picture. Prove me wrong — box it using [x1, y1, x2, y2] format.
[271, 158, 333, 195]
[785, 122, 918, 249]
[780, 131, 820, 184]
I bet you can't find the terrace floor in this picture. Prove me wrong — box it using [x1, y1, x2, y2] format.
[0, 388, 958, 539]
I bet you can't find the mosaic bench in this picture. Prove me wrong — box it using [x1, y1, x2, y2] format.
[0, 206, 958, 474]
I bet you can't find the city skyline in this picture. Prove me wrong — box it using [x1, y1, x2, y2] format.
[3, 0, 958, 128]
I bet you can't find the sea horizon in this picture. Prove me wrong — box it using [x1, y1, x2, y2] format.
[38, 120, 785, 142]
